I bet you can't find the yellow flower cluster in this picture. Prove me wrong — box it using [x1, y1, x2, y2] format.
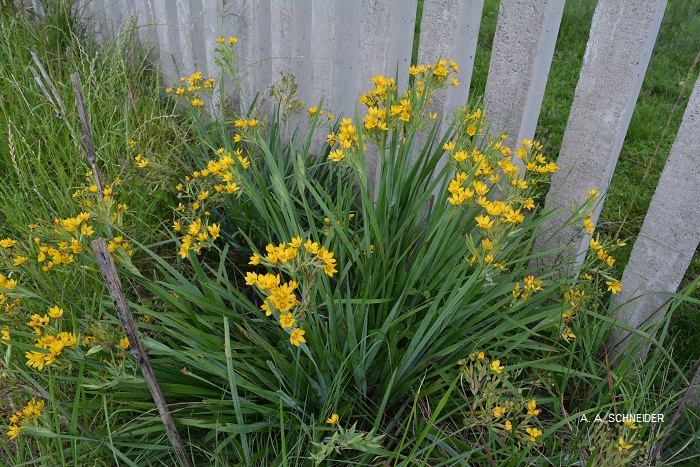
[359, 75, 396, 108]
[166, 71, 218, 101]
[25, 330, 78, 371]
[589, 234, 623, 269]
[520, 138, 559, 175]
[174, 147, 247, 258]
[6, 397, 44, 440]
[73, 171, 129, 225]
[511, 275, 544, 302]
[445, 108, 558, 269]
[411, 58, 460, 85]
[6, 206, 101, 272]
[215, 36, 238, 45]
[326, 118, 360, 163]
[458, 352, 546, 445]
[234, 118, 259, 130]
[107, 236, 133, 256]
[558, 287, 587, 342]
[250, 236, 338, 279]
[246, 236, 338, 346]
[357, 60, 459, 144]
[246, 270, 304, 346]
[0, 274, 18, 291]
[0, 293, 21, 313]
[307, 105, 333, 121]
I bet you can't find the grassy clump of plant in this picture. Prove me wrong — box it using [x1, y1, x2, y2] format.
[1, 15, 697, 464]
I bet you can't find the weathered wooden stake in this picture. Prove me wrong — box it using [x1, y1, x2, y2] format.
[92, 238, 193, 467]
[70, 72, 104, 197]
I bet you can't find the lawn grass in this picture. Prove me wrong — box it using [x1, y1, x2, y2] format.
[0, 3, 187, 464]
[0, 1, 180, 248]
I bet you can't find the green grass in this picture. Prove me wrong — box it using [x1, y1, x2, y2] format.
[0, 2, 187, 465]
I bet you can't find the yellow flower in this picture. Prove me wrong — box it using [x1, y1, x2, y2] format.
[473, 180, 489, 195]
[248, 119, 258, 127]
[304, 239, 319, 254]
[0, 238, 17, 248]
[323, 263, 338, 277]
[7, 424, 23, 440]
[526, 427, 542, 442]
[228, 36, 238, 44]
[191, 98, 205, 108]
[504, 420, 512, 431]
[249, 253, 261, 265]
[606, 281, 623, 294]
[279, 313, 296, 329]
[564, 328, 576, 340]
[26, 350, 47, 370]
[326, 413, 340, 424]
[13, 256, 27, 266]
[81, 224, 94, 236]
[527, 400, 540, 416]
[48, 306, 63, 319]
[477, 351, 485, 360]
[475, 214, 494, 229]
[442, 141, 456, 151]
[188, 219, 202, 236]
[119, 337, 130, 349]
[618, 436, 633, 451]
[27, 313, 49, 329]
[586, 188, 600, 199]
[290, 328, 306, 346]
[215, 36, 225, 43]
[134, 154, 148, 168]
[308, 106, 318, 116]
[624, 419, 639, 429]
[493, 406, 504, 418]
[208, 223, 221, 240]
[328, 149, 345, 162]
[179, 242, 190, 259]
[23, 398, 44, 419]
[490, 360, 505, 374]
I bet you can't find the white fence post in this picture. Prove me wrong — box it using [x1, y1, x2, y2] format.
[609, 77, 700, 356]
[419, 0, 483, 130]
[228, 0, 272, 114]
[418, 0, 483, 194]
[483, 0, 564, 169]
[534, 0, 667, 269]
[354, 0, 417, 194]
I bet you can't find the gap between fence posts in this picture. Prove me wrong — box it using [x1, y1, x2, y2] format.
[92, 238, 193, 467]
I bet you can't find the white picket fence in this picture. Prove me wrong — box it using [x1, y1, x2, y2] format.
[27, 0, 699, 351]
